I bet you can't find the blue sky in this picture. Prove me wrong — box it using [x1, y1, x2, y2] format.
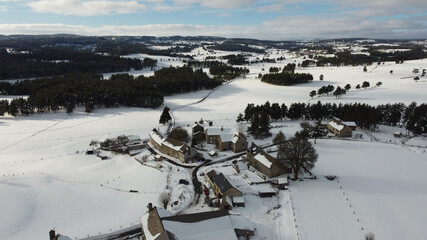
[0, 0, 426, 40]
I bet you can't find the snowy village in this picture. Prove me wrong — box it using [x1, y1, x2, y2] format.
[0, 34, 426, 240]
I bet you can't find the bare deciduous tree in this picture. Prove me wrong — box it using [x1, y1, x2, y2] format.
[158, 191, 171, 209]
[277, 138, 318, 179]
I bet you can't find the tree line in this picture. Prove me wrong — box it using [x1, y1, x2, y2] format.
[261, 63, 314, 86]
[0, 47, 155, 80]
[300, 48, 427, 68]
[0, 66, 222, 116]
[237, 101, 427, 134]
[208, 42, 266, 54]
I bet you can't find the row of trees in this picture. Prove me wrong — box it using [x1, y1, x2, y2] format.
[237, 101, 427, 134]
[221, 54, 249, 65]
[208, 42, 265, 54]
[0, 67, 222, 116]
[186, 59, 250, 80]
[0, 47, 153, 80]
[209, 64, 249, 80]
[300, 48, 427, 68]
[310, 81, 382, 99]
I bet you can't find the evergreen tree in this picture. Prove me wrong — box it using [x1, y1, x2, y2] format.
[249, 113, 260, 136]
[280, 103, 288, 119]
[8, 99, 19, 116]
[406, 104, 427, 134]
[0, 100, 8, 116]
[309, 90, 316, 98]
[270, 103, 282, 121]
[259, 113, 271, 136]
[236, 113, 244, 122]
[273, 131, 286, 145]
[403, 102, 417, 122]
[344, 84, 351, 91]
[362, 81, 370, 88]
[159, 106, 172, 124]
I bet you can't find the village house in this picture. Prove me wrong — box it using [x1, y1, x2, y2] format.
[246, 143, 292, 178]
[205, 127, 248, 153]
[149, 129, 202, 163]
[192, 123, 206, 143]
[205, 170, 244, 209]
[141, 205, 255, 240]
[327, 117, 354, 137]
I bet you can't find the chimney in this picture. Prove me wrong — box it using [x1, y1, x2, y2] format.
[49, 230, 56, 240]
[147, 202, 153, 211]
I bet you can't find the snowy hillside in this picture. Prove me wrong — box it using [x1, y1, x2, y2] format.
[1, 49, 426, 240]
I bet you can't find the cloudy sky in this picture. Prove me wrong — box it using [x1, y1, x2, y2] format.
[0, 0, 426, 40]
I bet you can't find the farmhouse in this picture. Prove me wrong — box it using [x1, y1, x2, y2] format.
[149, 129, 202, 163]
[246, 143, 292, 178]
[205, 170, 244, 210]
[205, 127, 248, 153]
[140, 205, 255, 240]
[327, 117, 354, 137]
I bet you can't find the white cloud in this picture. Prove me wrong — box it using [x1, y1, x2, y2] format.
[26, 0, 147, 16]
[258, 15, 426, 39]
[0, 16, 425, 40]
[171, 0, 255, 9]
[258, 0, 427, 17]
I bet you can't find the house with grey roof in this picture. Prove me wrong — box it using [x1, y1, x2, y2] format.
[140, 205, 255, 240]
[149, 129, 202, 163]
[205, 127, 247, 153]
[205, 170, 244, 210]
[246, 143, 292, 178]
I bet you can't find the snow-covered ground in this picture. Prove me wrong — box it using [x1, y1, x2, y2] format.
[291, 139, 427, 240]
[1, 52, 426, 240]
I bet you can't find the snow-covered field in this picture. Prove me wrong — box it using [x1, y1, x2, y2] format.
[1, 52, 426, 239]
[292, 140, 427, 240]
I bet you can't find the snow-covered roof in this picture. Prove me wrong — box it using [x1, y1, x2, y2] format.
[225, 195, 233, 205]
[256, 183, 276, 193]
[206, 127, 234, 136]
[58, 235, 73, 240]
[232, 196, 245, 203]
[278, 177, 288, 185]
[127, 135, 141, 142]
[230, 215, 255, 231]
[192, 123, 204, 128]
[342, 121, 357, 127]
[129, 149, 143, 155]
[328, 121, 345, 131]
[254, 153, 272, 168]
[231, 136, 240, 143]
[161, 215, 238, 240]
[162, 138, 186, 152]
[149, 131, 165, 145]
[206, 127, 238, 142]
